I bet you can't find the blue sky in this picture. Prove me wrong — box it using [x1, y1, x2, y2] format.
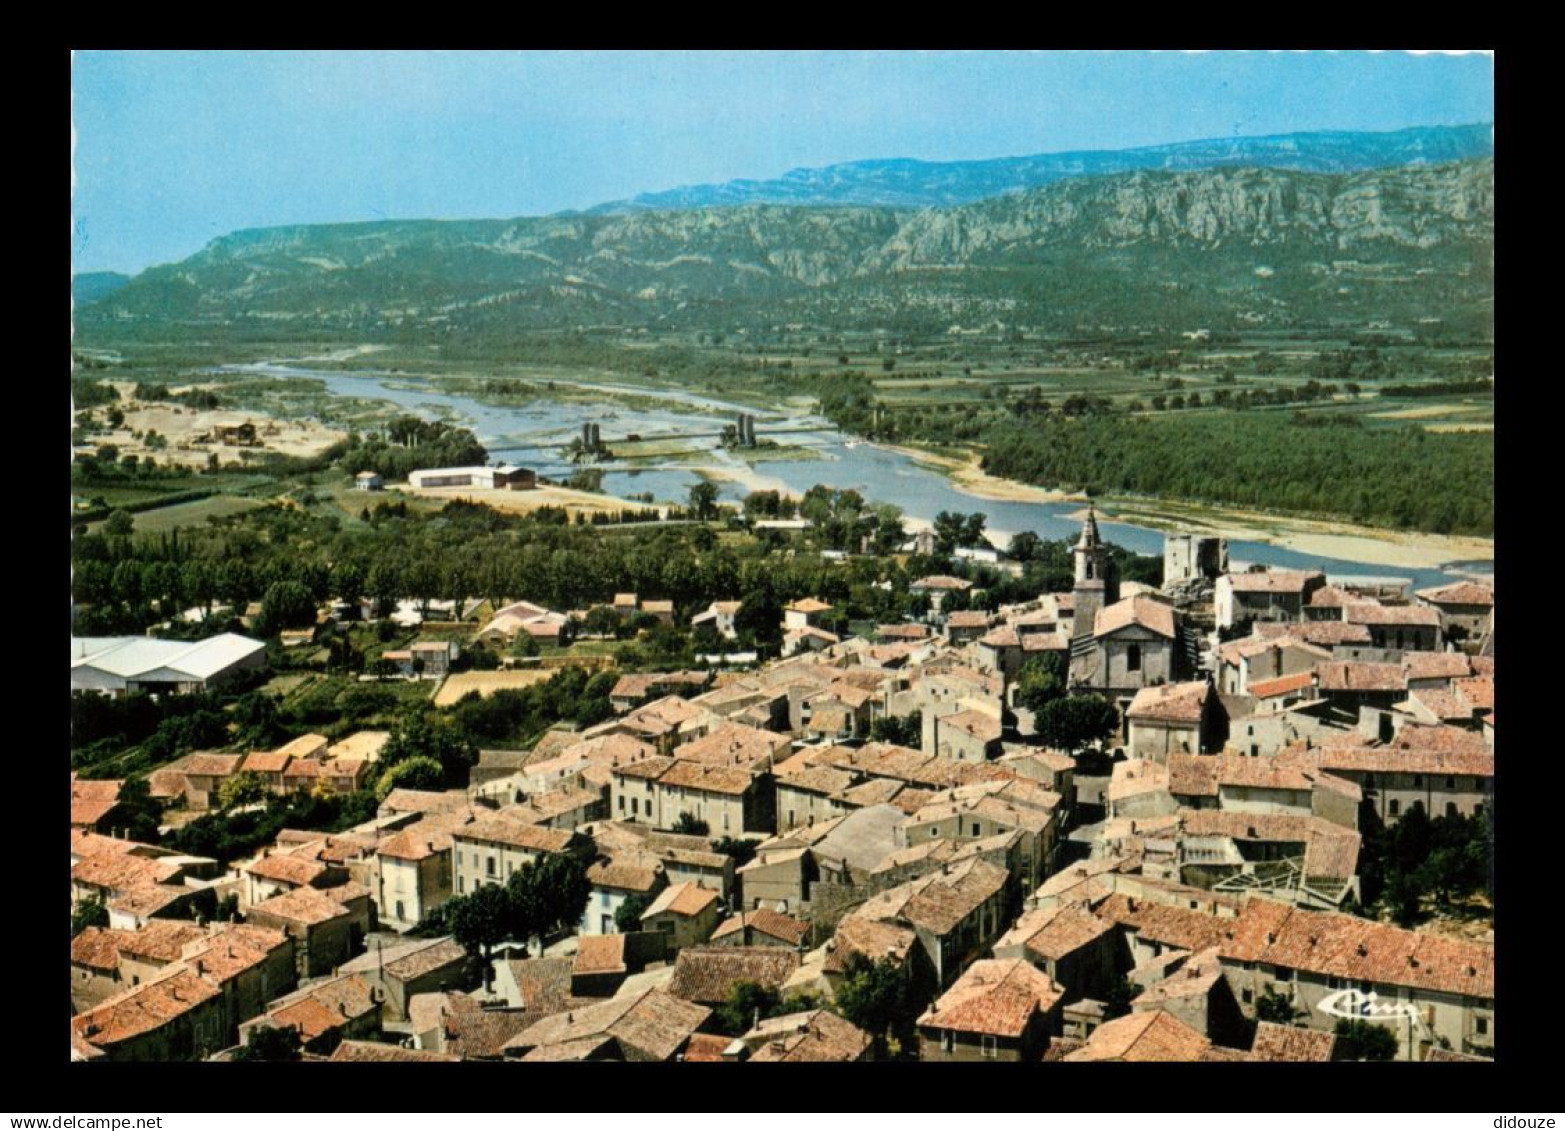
[70, 50, 1494, 275]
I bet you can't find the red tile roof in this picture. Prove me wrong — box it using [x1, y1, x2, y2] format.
[1063, 1009, 1212, 1062]
[1095, 595, 1176, 639]
[668, 947, 801, 1005]
[711, 908, 809, 947]
[1218, 897, 1493, 998]
[1225, 570, 1324, 595]
[1127, 681, 1210, 722]
[917, 959, 1063, 1038]
[1415, 582, 1494, 608]
[1247, 671, 1317, 700]
[1249, 1021, 1336, 1062]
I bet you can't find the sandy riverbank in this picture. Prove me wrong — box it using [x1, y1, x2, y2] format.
[873, 442, 1492, 572]
[1097, 498, 1493, 572]
[395, 482, 653, 518]
[872, 443, 1086, 506]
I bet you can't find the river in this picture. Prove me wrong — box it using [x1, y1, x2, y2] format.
[224, 363, 1489, 591]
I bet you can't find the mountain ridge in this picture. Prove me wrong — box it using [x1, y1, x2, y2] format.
[78, 158, 1494, 336]
[588, 123, 1494, 214]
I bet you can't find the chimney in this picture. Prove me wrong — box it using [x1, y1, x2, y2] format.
[1266, 932, 1277, 945]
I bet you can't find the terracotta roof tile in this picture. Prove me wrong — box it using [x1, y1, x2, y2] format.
[643, 881, 720, 920]
[667, 947, 801, 1005]
[1248, 671, 1317, 699]
[711, 908, 809, 947]
[504, 988, 711, 1062]
[1415, 582, 1494, 608]
[917, 959, 1063, 1038]
[1317, 662, 1408, 693]
[573, 934, 628, 977]
[329, 1040, 460, 1062]
[1225, 570, 1324, 595]
[1249, 1021, 1336, 1062]
[745, 1010, 871, 1062]
[1095, 595, 1176, 639]
[1218, 897, 1494, 998]
[1127, 681, 1211, 722]
[1063, 1009, 1212, 1061]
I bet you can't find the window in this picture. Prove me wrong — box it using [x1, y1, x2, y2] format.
[1477, 1017, 1489, 1036]
[980, 1035, 998, 1059]
[486, 856, 496, 876]
[1446, 802, 1458, 819]
[1389, 799, 1400, 817]
[600, 892, 611, 907]
[395, 900, 405, 922]
[457, 876, 465, 893]
[941, 1030, 954, 1054]
[1446, 776, 1456, 790]
[631, 797, 639, 817]
[1413, 774, 1424, 788]
[971, 822, 981, 837]
[618, 795, 625, 812]
[1127, 644, 1142, 672]
[931, 828, 938, 839]
[723, 812, 731, 832]
[1242, 988, 1253, 1005]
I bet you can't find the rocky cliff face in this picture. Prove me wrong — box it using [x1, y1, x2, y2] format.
[593, 124, 1493, 213]
[82, 159, 1493, 333]
[867, 159, 1494, 269]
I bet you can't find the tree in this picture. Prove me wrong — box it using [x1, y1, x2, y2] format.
[447, 884, 514, 986]
[100, 777, 163, 843]
[688, 480, 720, 521]
[1014, 653, 1067, 717]
[615, 891, 654, 934]
[833, 954, 923, 1058]
[380, 714, 478, 787]
[1034, 694, 1120, 755]
[254, 580, 317, 637]
[1008, 531, 1043, 562]
[734, 584, 784, 652]
[714, 981, 783, 1036]
[233, 692, 285, 750]
[233, 1024, 303, 1063]
[932, 511, 967, 556]
[72, 894, 108, 937]
[507, 852, 593, 947]
[103, 509, 135, 538]
[374, 755, 446, 801]
[868, 711, 921, 748]
[1333, 1018, 1399, 1062]
[710, 835, 758, 868]
[1255, 988, 1298, 1025]
[672, 812, 710, 836]
[218, 770, 270, 811]
[1103, 976, 1137, 1020]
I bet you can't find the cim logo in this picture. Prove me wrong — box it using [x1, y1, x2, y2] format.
[1316, 988, 1420, 1021]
